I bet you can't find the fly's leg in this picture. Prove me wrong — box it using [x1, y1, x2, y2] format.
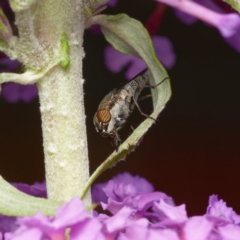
[138, 94, 152, 102]
[145, 77, 169, 89]
[132, 96, 156, 122]
[108, 134, 121, 151]
[138, 77, 170, 102]
[130, 125, 135, 132]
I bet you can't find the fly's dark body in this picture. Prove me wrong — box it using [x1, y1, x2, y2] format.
[93, 74, 149, 151]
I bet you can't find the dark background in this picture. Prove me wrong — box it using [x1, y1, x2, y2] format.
[0, 0, 240, 216]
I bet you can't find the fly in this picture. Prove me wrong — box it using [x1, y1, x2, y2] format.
[93, 70, 168, 151]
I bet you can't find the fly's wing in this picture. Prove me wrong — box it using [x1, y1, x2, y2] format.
[125, 75, 149, 111]
[115, 68, 148, 92]
[127, 75, 149, 96]
[98, 88, 117, 110]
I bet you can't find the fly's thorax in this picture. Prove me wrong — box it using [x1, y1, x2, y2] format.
[110, 97, 131, 120]
[97, 88, 117, 110]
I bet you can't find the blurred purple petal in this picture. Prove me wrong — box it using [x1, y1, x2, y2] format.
[107, 0, 118, 7]
[92, 183, 108, 203]
[21, 84, 38, 102]
[225, 31, 240, 52]
[217, 13, 240, 38]
[219, 224, 240, 240]
[0, 58, 21, 73]
[1, 83, 38, 103]
[153, 200, 188, 222]
[148, 229, 179, 240]
[112, 172, 154, 193]
[184, 216, 213, 240]
[194, 0, 227, 14]
[153, 36, 176, 69]
[71, 218, 105, 240]
[125, 59, 147, 80]
[104, 206, 133, 234]
[12, 181, 46, 198]
[104, 45, 133, 74]
[137, 192, 173, 213]
[0, 215, 18, 235]
[118, 218, 149, 240]
[89, 24, 102, 35]
[174, 0, 225, 25]
[174, 9, 197, 25]
[54, 197, 88, 227]
[7, 228, 42, 240]
[104, 36, 176, 79]
[1, 83, 21, 103]
[158, 0, 240, 39]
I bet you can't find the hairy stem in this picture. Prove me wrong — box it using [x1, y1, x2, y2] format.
[34, 0, 91, 204]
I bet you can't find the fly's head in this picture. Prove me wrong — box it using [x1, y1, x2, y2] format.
[93, 109, 121, 151]
[93, 109, 112, 136]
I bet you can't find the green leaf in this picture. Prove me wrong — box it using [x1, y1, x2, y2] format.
[0, 176, 60, 216]
[81, 14, 171, 199]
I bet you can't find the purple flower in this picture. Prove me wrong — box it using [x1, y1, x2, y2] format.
[104, 35, 176, 79]
[6, 197, 104, 240]
[93, 172, 173, 224]
[112, 172, 154, 193]
[92, 172, 154, 204]
[206, 195, 240, 224]
[3, 173, 240, 239]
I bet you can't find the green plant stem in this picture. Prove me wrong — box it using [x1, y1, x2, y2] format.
[32, 0, 91, 204]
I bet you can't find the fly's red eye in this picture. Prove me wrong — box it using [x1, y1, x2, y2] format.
[97, 109, 111, 123]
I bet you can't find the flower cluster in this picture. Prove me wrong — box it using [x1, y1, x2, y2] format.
[2, 173, 240, 239]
